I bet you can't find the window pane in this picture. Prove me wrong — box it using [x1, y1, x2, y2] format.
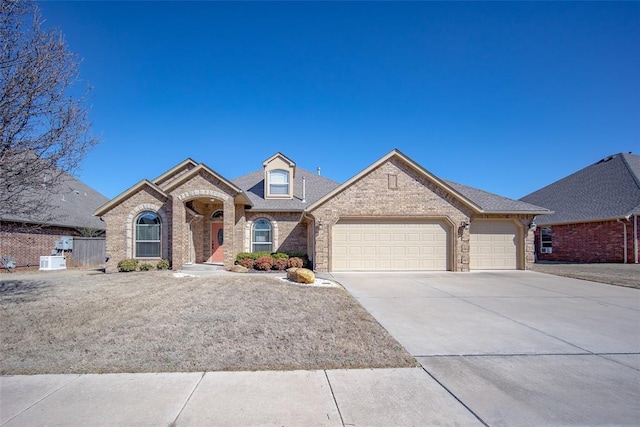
[136, 224, 160, 240]
[270, 184, 288, 194]
[136, 242, 160, 258]
[270, 170, 289, 184]
[254, 230, 271, 242]
[253, 243, 272, 252]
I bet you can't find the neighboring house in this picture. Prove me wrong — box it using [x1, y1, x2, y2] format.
[94, 149, 549, 273]
[521, 152, 640, 264]
[0, 172, 109, 269]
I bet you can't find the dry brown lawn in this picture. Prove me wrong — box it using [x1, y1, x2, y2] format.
[0, 269, 417, 375]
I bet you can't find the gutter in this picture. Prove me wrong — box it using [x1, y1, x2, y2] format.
[302, 210, 315, 267]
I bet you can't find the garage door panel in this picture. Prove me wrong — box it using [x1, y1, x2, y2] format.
[332, 221, 449, 271]
[470, 220, 518, 270]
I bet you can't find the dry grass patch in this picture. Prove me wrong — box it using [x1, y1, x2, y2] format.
[0, 269, 417, 374]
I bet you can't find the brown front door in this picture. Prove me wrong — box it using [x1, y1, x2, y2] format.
[209, 222, 224, 263]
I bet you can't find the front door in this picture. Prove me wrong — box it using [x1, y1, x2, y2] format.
[209, 222, 224, 263]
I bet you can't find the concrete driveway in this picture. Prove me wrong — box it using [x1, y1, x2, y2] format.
[331, 271, 640, 426]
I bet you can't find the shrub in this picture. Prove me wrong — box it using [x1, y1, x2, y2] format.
[273, 257, 289, 270]
[237, 257, 255, 269]
[254, 255, 274, 271]
[288, 257, 304, 268]
[117, 259, 138, 272]
[139, 263, 154, 271]
[272, 252, 289, 260]
[156, 259, 171, 270]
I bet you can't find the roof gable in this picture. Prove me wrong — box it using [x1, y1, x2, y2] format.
[520, 152, 640, 224]
[153, 158, 199, 189]
[307, 149, 549, 215]
[263, 152, 296, 168]
[94, 179, 168, 217]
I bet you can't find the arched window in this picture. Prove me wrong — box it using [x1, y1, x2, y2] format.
[211, 210, 224, 219]
[135, 212, 161, 258]
[252, 219, 272, 252]
[269, 169, 289, 195]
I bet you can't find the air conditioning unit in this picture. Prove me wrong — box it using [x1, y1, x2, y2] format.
[540, 247, 552, 254]
[40, 256, 66, 270]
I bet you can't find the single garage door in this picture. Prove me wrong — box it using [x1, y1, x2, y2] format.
[332, 220, 449, 271]
[470, 220, 518, 269]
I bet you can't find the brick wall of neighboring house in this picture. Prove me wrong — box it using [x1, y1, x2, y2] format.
[310, 156, 475, 272]
[535, 219, 638, 263]
[243, 212, 308, 255]
[0, 222, 82, 271]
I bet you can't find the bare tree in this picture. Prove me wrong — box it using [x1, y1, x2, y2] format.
[0, 0, 99, 223]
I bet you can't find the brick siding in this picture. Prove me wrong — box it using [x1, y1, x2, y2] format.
[0, 222, 82, 271]
[535, 219, 638, 263]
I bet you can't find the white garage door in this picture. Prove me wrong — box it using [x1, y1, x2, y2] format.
[470, 220, 518, 270]
[332, 220, 449, 271]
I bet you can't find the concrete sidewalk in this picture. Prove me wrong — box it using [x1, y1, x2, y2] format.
[1, 368, 482, 426]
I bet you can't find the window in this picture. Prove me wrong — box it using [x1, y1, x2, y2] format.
[540, 227, 552, 253]
[252, 219, 272, 252]
[269, 169, 289, 195]
[135, 212, 161, 258]
[211, 210, 223, 219]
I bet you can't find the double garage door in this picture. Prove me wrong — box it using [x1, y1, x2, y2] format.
[331, 219, 519, 271]
[332, 220, 449, 271]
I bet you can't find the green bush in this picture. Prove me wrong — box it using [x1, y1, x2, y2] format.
[139, 263, 154, 271]
[271, 252, 289, 260]
[117, 259, 138, 272]
[156, 259, 171, 270]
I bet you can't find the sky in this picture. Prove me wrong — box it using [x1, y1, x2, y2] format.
[37, 1, 639, 201]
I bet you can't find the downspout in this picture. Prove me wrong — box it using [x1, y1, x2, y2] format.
[617, 218, 628, 263]
[635, 214, 638, 264]
[302, 210, 315, 269]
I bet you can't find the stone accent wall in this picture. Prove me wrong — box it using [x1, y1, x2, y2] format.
[309, 157, 474, 272]
[0, 223, 83, 271]
[535, 219, 638, 263]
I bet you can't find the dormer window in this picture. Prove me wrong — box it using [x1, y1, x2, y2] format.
[269, 170, 289, 195]
[263, 152, 296, 199]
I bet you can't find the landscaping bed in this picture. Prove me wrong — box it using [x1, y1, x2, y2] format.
[0, 269, 417, 374]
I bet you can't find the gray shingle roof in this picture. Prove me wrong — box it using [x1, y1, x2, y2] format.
[3, 172, 109, 230]
[520, 153, 640, 225]
[443, 180, 550, 213]
[232, 168, 340, 211]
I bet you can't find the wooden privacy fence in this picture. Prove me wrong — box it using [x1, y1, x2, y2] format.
[68, 237, 106, 267]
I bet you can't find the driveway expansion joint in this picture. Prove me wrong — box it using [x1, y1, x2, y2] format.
[420, 366, 490, 427]
[170, 371, 206, 427]
[323, 370, 346, 427]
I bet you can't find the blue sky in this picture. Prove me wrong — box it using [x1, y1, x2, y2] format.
[38, 1, 639, 200]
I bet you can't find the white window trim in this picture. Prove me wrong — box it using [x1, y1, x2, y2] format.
[268, 169, 290, 197]
[245, 214, 279, 252]
[134, 212, 162, 258]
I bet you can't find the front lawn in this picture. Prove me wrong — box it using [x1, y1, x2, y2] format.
[0, 269, 417, 374]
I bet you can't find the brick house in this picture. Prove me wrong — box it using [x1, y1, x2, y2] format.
[95, 149, 549, 273]
[521, 152, 640, 264]
[0, 172, 109, 269]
